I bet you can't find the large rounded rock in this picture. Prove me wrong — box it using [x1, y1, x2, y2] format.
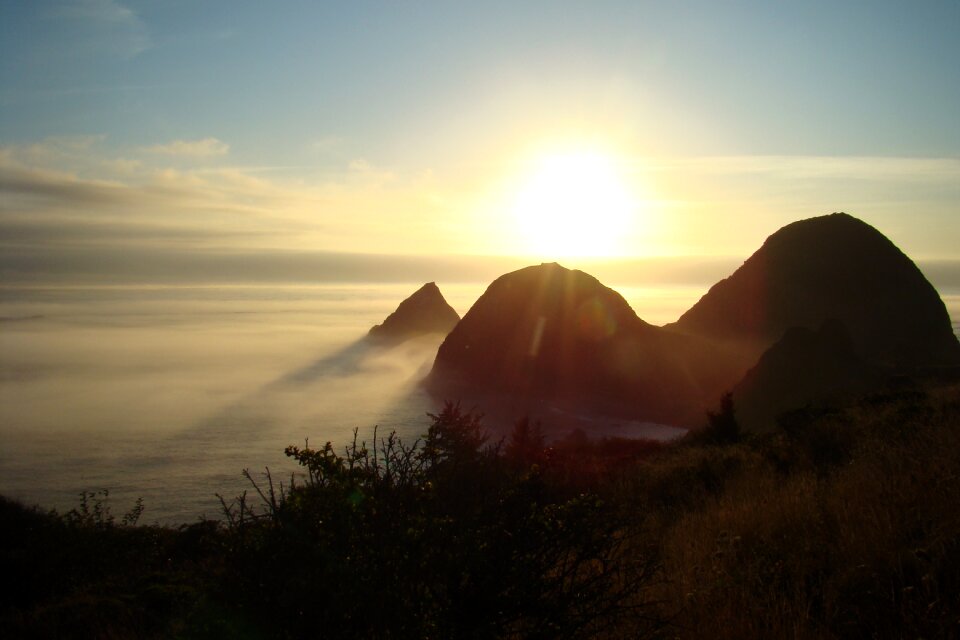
[671, 213, 960, 369]
[426, 263, 740, 426]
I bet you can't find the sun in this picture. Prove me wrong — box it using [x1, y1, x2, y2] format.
[512, 150, 637, 258]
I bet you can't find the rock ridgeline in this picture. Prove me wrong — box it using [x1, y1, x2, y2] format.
[426, 263, 745, 427]
[671, 212, 960, 368]
[424, 213, 960, 432]
[731, 319, 883, 431]
[368, 282, 460, 345]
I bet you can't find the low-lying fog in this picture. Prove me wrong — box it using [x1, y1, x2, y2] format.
[1, 282, 957, 522]
[0, 284, 473, 521]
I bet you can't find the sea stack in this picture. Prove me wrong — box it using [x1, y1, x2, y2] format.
[425, 214, 958, 433]
[368, 282, 460, 345]
[671, 213, 960, 369]
[426, 263, 742, 427]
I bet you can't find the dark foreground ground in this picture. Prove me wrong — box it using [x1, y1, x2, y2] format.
[3, 378, 959, 639]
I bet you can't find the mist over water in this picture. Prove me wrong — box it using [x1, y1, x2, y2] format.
[948, 295, 960, 338]
[1, 281, 957, 523]
[0, 284, 464, 521]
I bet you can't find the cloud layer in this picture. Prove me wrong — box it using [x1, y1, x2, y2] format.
[50, 0, 151, 58]
[145, 138, 231, 157]
[1, 133, 958, 286]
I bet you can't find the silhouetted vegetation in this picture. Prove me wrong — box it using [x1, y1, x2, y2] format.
[3, 382, 960, 638]
[691, 392, 741, 445]
[212, 403, 659, 638]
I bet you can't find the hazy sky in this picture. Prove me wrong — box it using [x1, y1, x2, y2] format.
[1, 0, 958, 278]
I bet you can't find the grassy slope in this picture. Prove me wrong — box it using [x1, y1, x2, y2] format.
[628, 381, 960, 639]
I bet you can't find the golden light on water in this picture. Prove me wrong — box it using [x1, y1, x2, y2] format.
[512, 150, 639, 258]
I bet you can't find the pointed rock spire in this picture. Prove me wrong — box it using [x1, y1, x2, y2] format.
[368, 282, 460, 344]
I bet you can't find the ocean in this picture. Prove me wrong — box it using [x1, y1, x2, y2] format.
[1, 282, 958, 523]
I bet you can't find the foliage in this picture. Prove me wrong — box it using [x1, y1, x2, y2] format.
[692, 392, 742, 445]
[0, 491, 220, 639]
[505, 415, 546, 468]
[216, 402, 659, 638]
[63, 489, 145, 528]
[4, 384, 960, 639]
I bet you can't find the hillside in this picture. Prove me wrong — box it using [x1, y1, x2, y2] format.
[731, 319, 884, 431]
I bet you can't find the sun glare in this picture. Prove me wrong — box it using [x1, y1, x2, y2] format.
[513, 151, 637, 258]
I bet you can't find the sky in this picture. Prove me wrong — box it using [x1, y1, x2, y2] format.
[1, 0, 959, 283]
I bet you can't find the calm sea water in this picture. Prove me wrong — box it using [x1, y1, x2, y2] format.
[1, 282, 957, 523]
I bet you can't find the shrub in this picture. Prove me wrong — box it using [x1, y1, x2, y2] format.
[217, 402, 661, 638]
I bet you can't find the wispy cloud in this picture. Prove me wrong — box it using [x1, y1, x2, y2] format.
[0, 135, 106, 165]
[0, 139, 451, 261]
[56, 0, 138, 23]
[645, 155, 960, 183]
[309, 135, 345, 153]
[50, 0, 151, 58]
[144, 138, 231, 158]
[0, 164, 129, 207]
[623, 154, 960, 259]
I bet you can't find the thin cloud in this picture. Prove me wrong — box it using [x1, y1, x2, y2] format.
[0, 164, 130, 207]
[0, 144, 463, 261]
[310, 136, 344, 152]
[56, 0, 138, 23]
[50, 0, 151, 58]
[348, 159, 375, 172]
[144, 138, 231, 158]
[0, 135, 107, 168]
[0, 217, 261, 249]
[646, 156, 960, 183]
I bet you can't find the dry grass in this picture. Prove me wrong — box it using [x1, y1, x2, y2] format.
[629, 380, 960, 639]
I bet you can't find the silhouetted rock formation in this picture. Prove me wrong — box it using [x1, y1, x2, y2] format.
[425, 214, 958, 433]
[672, 213, 960, 369]
[426, 263, 742, 428]
[732, 319, 884, 432]
[368, 282, 460, 344]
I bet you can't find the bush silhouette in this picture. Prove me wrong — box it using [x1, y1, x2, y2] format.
[697, 392, 742, 445]
[216, 402, 659, 638]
